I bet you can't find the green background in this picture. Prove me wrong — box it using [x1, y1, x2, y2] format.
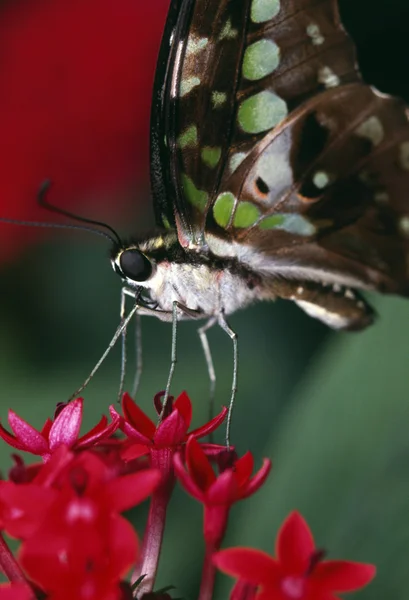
[1, 1, 409, 598]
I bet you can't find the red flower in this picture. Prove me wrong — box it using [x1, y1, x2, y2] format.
[174, 437, 271, 547]
[0, 0, 170, 262]
[0, 398, 120, 460]
[19, 450, 161, 598]
[0, 479, 57, 538]
[111, 392, 227, 458]
[213, 512, 376, 600]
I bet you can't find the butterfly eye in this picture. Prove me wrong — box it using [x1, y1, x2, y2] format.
[119, 249, 153, 282]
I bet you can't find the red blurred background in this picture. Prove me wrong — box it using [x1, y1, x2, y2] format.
[0, 0, 170, 260]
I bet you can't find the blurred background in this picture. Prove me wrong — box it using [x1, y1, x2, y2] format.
[0, 0, 409, 598]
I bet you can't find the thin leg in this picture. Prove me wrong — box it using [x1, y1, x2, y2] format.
[198, 317, 217, 429]
[118, 288, 128, 403]
[160, 301, 179, 421]
[159, 301, 203, 422]
[131, 313, 143, 398]
[68, 303, 139, 401]
[217, 313, 238, 449]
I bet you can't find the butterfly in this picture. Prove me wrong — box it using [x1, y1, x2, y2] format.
[111, 0, 409, 335]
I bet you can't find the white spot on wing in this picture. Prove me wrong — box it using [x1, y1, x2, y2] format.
[306, 23, 325, 45]
[318, 66, 340, 88]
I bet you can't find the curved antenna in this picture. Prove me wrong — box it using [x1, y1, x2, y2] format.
[37, 180, 123, 246]
[0, 215, 119, 244]
[0, 180, 123, 246]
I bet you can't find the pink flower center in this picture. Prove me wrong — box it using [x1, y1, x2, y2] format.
[66, 498, 96, 523]
[281, 576, 305, 599]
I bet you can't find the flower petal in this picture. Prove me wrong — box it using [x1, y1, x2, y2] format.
[154, 408, 187, 446]
[121, 442, 150, 461]
[77, 413, 120, 448]
[234, 452, 254, 483]
[276, 512, 315, 572]
[214, 548, 281, 587]
[239, 458, 271, 499]
[0, 582, 34, 600]
[48, 398, 83, 451]
[189, 406, 228, 440]
[206, 469, 238, 505]
[173, 391, 192, 429]
[7, 411, 48, 454]
[313, 560, 376, 592]
[229, 580, 258, 600]
[186, 437, 216, 491]
[104, 469, 161, 512]
[173, 452, 204, 501]
[122, 393, 156, 438]
[0, 422, 27, 451]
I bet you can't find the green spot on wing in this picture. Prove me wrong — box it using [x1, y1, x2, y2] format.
[260, 213, 316, 235]
[161, 214, 172, 230]
[181, 174, 208, 211]
[201, 147, 222, 168]
[180, 77, 201, 97]
[233, 202, 260, 228]
[243, 39, 280, 81]
[213, 192, 235, 228]
[251, 0, 280, 23]
[238, 91, 288, 134]
[212, 91, 227, 109]
[259, 214, 286, 229]
[178, 125, 198, 148]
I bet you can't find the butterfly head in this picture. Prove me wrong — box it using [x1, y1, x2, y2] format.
[110, 231, 182, 295]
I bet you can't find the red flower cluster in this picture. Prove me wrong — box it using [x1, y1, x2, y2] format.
[0, 397, 162, 600]
[0, 392, 376, 600]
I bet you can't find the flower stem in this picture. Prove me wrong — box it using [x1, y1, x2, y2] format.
[134, 448, 174, 596]
[0, 533, 32, 590]
[198, 544, 217, 600]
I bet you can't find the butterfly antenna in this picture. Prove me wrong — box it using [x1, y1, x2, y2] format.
[37, 179, 123, 246]
[0, 180, 123, 245]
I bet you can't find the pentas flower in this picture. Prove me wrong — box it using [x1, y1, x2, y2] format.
[174, 436, 271, 547]
[118, 392, 228, 598]
[19, 450, 161, 600]
[213, 512, 376, 600]
[111, 391, 227, 458]
[0, 398, 120, 460]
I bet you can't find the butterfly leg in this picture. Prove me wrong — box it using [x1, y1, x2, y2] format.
[217, 312, 238, 449]
[161, 301, 203, 420]
[120, 287, 144, 401]
[198, 317, 217, 428]
[68, 301, 139, 401]
[131, 314, 143, 398]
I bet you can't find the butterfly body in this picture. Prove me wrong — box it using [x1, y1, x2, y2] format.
[113, 0, 409, 330]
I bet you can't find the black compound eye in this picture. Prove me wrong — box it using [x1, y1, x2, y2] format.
[119, 249, 153, 282]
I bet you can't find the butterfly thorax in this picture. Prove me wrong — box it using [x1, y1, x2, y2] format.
[112, 230, 375, 330]
[113, 231, 268, 319]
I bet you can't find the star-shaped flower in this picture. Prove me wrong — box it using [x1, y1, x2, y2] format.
[214, 512, 376, 600]
[111, 391, 227, 458]
[0, 398, 120, 461]
[174, 437, 271, 547]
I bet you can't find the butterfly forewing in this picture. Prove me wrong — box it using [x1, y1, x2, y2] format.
[151, 0, 409, 304]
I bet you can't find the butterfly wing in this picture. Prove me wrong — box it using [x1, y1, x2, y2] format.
[151, 0, 359, 244]
[150, 0, 409, 320]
